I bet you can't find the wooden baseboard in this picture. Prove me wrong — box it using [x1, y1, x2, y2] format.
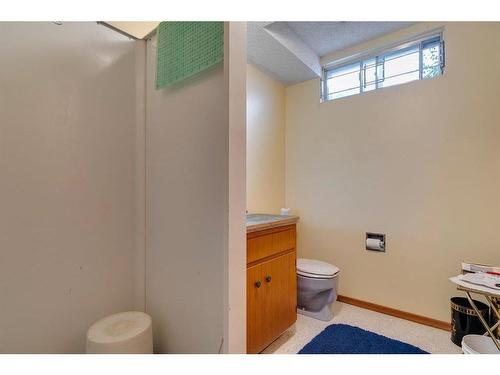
[337, 295, 451, 332]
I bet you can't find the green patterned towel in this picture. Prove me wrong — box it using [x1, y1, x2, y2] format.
[156, 21, 224, 89]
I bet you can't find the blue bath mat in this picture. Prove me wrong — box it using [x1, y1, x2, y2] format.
[298, 324, 428, 354]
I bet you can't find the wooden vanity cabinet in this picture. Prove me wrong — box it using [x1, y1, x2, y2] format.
[247, 224, 297, 354]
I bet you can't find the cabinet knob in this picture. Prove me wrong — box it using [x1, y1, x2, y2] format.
[255, 281, 261, 288]
[265, 275, 272, 283]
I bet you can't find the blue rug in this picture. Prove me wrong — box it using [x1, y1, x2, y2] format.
[298, 324, 428, 354]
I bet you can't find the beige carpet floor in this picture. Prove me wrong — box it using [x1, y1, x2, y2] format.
[262, 301, 462, 354]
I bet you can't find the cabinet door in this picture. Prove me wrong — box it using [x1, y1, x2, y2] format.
[263, 251, 297, 343]
[247, 251, 297, 353]
[247, 261, 268, 354]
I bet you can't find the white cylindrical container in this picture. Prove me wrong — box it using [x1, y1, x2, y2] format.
[461, 334, 500, 354]
[280, 208, 291, 216]
[86, 311, 153, 354]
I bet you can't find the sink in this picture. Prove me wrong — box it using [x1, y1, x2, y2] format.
[246, 214, 290, 225]
[246, 213, 299, 233]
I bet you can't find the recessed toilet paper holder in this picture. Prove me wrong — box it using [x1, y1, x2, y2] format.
[366, 232, 386, 252]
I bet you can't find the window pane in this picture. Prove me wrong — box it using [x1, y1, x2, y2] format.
[363, 58, 377, 91]
[380, 46, 420, 88]
[376, 57, 384, 87]
[422, 42, 441, 79]
[327, 87, 359, 100]
[322, 34, 443, 101]
[326, 62, 360, 99]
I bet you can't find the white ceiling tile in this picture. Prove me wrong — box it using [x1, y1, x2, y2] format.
[286, 21, 415, 57]
[248, 21, 415, 85]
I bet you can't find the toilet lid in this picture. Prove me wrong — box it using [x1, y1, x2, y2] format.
[297, 258, 339, 278]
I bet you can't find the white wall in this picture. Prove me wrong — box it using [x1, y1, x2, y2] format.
[0, 22, 144, 353]
[0, 21, 246, 354]
[286, 22, 500, 322]
[246, 64, 286, 214]
[224, 22, 247, 354]
[145, 28, 240, 353]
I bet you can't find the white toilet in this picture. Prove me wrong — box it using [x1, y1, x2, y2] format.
[297, 258, 340, 321]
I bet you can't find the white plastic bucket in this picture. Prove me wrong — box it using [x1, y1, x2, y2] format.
[461, 334, 500, 354]
[86, 311, 153, 354]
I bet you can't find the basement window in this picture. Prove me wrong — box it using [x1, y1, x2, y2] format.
[322, 32, 444, 102]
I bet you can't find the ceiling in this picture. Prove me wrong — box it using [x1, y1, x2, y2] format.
[105, 21, 415, 86]
[286, 22, 414, 57]
[106, 21, 159, 39]
[247, 21, 414, 85]
[247, 22, 321, 86]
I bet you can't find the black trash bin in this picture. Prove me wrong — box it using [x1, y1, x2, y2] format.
[450, 297, 489, 346]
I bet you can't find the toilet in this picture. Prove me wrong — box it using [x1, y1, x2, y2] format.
[297, 258, 340, 321]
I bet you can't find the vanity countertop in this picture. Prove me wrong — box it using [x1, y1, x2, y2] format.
[246, 213, 299, 233]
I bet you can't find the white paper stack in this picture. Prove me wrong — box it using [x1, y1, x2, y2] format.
[460, 272, 500, 291]
[462, 262, 500, 274]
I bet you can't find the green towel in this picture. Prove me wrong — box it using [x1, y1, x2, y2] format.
[155, 21, 224, 89]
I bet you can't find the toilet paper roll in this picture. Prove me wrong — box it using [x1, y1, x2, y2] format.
[366, 238, 384, 251]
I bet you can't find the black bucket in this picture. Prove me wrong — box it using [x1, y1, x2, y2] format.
[450, 297, 489, 346]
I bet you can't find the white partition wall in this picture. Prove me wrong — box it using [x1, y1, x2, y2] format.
[0, 22, 145, 353]
[0, 21, 246, 354]
[145, 22, 246, 354]
[224, 22, 247, 354]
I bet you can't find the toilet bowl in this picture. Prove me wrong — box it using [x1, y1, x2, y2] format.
[297, 258, 339, 321]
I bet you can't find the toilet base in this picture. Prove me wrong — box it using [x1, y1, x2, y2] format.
[297, 303, 333, 322]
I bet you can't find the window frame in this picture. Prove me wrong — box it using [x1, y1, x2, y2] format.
[321, 29, 445, 102]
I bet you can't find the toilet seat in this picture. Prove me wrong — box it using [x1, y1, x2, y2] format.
[297, 258, 339, 279]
